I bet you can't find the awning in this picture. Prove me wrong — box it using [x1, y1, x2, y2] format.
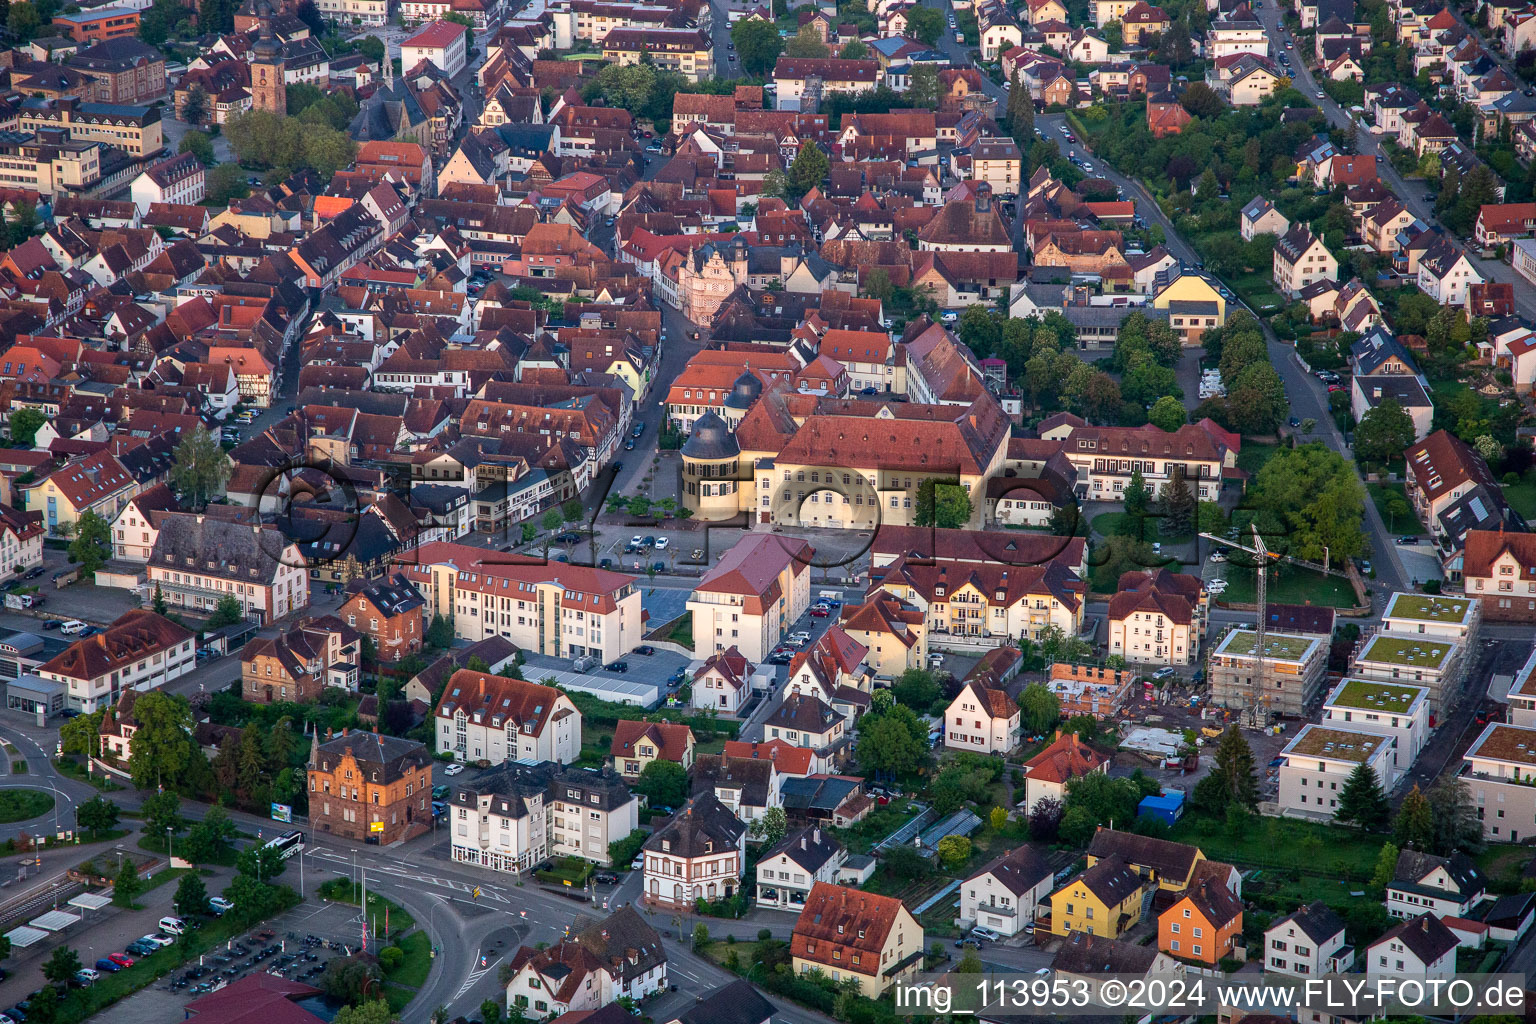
[67, 893, 110, 912]
[4, 926, 47, 947]
[29, 909, 81, 931]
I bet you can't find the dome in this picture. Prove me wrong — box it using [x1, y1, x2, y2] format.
[722, 371, 762, 410]
[680, 411, 740, 461]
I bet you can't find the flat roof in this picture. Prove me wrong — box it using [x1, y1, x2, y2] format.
[1283, 724, 1388, 763]
[1214, 629, 1320, 663]
[4, 926, 47, 947]
[29, 909, 80, 931]
[1466, 722, 1536, 768]
[1384, 592, 1475, 625]
[1357, 634, 1456, 669]
[67, 893, 111, 911]
[1325, 678, 1428, 714]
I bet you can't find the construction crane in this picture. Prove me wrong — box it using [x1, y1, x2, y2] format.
[1198, 526, 1353, 726]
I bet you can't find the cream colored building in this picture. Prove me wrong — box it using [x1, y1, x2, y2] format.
[873, 554, 1084, 648]
[1276, 724, 1397, 820]
[402, 541, 644, 663]
[1463, 721, 1536, 842]
[961, 845, 1053, 936]
[791, 883, 924, 997]
[972, 137, 1022, 195]
[434, 670, 582, 765]
[449, 761, 637, 873]
[1106, 570, 1207, 667]
[1209, 629, 1329, 717]
[688, 534, 812, 661]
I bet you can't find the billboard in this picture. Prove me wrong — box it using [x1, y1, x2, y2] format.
[270, 803, 293, 823]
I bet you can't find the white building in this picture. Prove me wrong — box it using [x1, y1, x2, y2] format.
[960, 845, 1053, 937]
[1461, 721, 1536, 842]
[691, 646, 753, 714]
[1381, 591, 1482, 642]
[505, 906, 665, 1014]
[688, 534, 812, 662]
[434, 670, 582, 765]
[642, 793, 746, 908]
[1276, 724, 1398, 820]
[1264, 901, 1355, 976]
[1385, 848, 1488, 920]
[1366, 913, 1458, 980]
[128, 152, 205, 216]
[1321, 678, 1431, 772]
[400, 19, 469, 78]
[943, 678, 1021, 754]
[448, 761, 638, 873]
[755, 827, 845, 912]
[1350, 632, 1465, 715]
[37, 609, 195, 713]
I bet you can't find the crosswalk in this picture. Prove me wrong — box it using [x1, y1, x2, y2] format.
[455, 952, 503, 999]
[306, 846, 512, 905]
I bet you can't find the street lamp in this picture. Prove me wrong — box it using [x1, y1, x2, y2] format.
[166, 827, 173, 866]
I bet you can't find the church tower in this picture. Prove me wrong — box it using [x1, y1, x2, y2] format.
[251, 1, 286, 115]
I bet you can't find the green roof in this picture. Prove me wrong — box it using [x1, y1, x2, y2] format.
[1214, 629, 1317, 663]
[1285, 725, 1387, 763]
[1326, 678, 1426, 713]
[1384, 593, 1474, 625]
[1358, 634, 1455, 669]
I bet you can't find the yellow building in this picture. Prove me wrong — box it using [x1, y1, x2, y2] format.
[608, 720, 695, 779]
[1086, 828, 1206, 892]
[602, 28, 713, 81]
[1049, 853, 1146, 939]
[22, 449, 136, 537]
[1151, 270, 1227, 345]
[17, 98, 163, 157]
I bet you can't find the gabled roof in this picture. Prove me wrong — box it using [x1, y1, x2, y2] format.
[611, 719, 694, 763]
[969, 844, 1052, 896]
[1268, 900, 1346, 944]
[1087, 827, 1201, 881]
[1370, 912, 1458, 964]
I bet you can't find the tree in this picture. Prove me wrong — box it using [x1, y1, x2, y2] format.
[42, 945, 81, 986]
[26, 985, 57, 1024]
[936, 834, 972, 869]
[7, 1, 40, 39]
[1028, 795, 1063, 840]
[915, 478, 973, 529]
[60, 709, 105, 758]
[170, 426, 230, 509]
[1370, 841, 1400, 890]
[142, 790, 185, 842]
[783, 24, 829, 58]
[1192, 727, 1258, 815]
[954, 947, 984, 974]
[178, 131, 215, 167]
[905, 5, 944, 44]
[1335, 763, 1389, 830]
[750, 806, 787, 847]
[207, 163, 249, 204]
[127, 692, 195, 790]
[1179, 81, 1224, 118]
[634, 759, 687, 809]
[989, 806, 1009, 832]
[1251, 444, 1367, 563]
[1354, 399, 1418, 464]
[1121, 466, 1152, 539]
[908, 65, 941, 111]
[1158, 466, 1196, 538]
[69, 510, 110, 574]
[838, 39, 867, 59]
[561, 499, 585, 526]
[206, 594, 244, 629]
[787, 141, 829, 196]
[891, 668, 940, 711]
[426, 614, 454, 649]
[76, 796, 119, 839]
[9, 407, 44, 446]
[183, 805, 237, 864]
[1427, 777, 1481, 855]
[854, 701, 930, 778]
[111, 858, 141, 907]
[1394, 785, 1435, 850]
[732, 18, 782, 77]
[1148, 395, 1187, 432]
[335, 1002, 397, 1024]
[1018, 683, 1060, 733]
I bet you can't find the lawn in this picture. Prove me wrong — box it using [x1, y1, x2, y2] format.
[1090, 511, 1190, 543]
[1214, 562, 1358, 608]
[1226, 271, 1284, 313]
[0, 788, 52, 822]
[1367, 482, 1423, 536]
[1171, 813, 1383, 881]
[1504, 477, 1536, 521]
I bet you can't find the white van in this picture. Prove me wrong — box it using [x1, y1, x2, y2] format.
[59, 620, 87, 635]
[158, 916, 186, 935]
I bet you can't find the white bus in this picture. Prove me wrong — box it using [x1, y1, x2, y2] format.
[264, 830, 305, 860]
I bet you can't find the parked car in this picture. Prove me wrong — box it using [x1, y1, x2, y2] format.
[970, 926, 1002, 942]
[810, 605, 831, 617]
[208, 897, 235, 915]
[92, 960, 121, 974]
[432, 785, 449, 800]
[74, 969, 100, 985]
[650, 561, 666, 573]
[629, 535, 644, 549]
[443, 763, 464, 776]
[655, 537, 669, 550]
[593, 872, 620, 885]
[1397, 535, 1416, 544]
[105, 954, 134, 968]
[631, 424, 644, 438]
[607, 661, 629, 673]
[635, 645, 655, 656]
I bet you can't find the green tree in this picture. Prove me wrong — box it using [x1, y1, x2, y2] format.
[1192, 727, 1258, 815]
[1017, 683, 1060, 733]
[908, 65, 940, 111]
[936, 834, 972, 869]
[170, 426, 230, 509]
[1251, 444, 1367, 563]
[1121, 466, 1152, 539]
[854, 700, 930, 778]
[749, 805, 787, 847]
[731, 18, 782, 77]
[206, 594, 244, 628]
[69, 509, 110, 573]
[1335, 763, 1390, 830]
[954, 947, 984, 974]
[207, 163, 249, 204]
[783, 24, 829, 58]
[7, 1, 40, 39]
[9, 407, 44, 446]
[905, 5, 944, 44]
[26, 984, 57, 1024]
[1427, 777, 1481, 855]
[838, 39, 867, 59]
[634, 759, 687, 809]
[183, 805, 237, 864]
[1158, 466, 1196, 538]
[561, 499, 585, 525]
[1148, 395, 1187, 432]
[112, 859, 141, 907]
[1354, 399, 1417, 464]
[59, 709, 105, 758]
[989, 806, 1009, 832]
[1370, 841, 1400, 890]
[142, 789, 185, 840]
[177, 131, 215, 166]
[75, 796, 119, 839]
[335, 1001, 397, 1024]
[787, 141, 829, 196]
[915, 478, 973, 529]
[1394, 785, 1435, 850]
[42, 945, 81, 986]
[891, 668, 940, 710]
[426, 614, 454, 649]
[126, 692, 195, 790]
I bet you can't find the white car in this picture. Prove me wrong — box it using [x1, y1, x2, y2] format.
[208, 897, 235, 914]
[1209, 551, 1226, 563]
[971, 926, 1002, 941]
[443, 763, 464, 776]
[655, 537, 669, 550]
[141, 933, 175, 948]
[75, 969, 100, 985]
[629, 535, 643, 548]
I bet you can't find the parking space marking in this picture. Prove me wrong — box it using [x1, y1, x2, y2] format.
[455, 953, 503, 999]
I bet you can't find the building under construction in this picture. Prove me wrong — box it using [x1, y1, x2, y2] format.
[1207, 628, 1329, 718]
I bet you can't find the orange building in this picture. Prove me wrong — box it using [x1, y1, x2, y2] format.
[1047, 664, 1135, 719]
[1157, 876, 1243, 965]
[339, 574, 427, 664]
[51, 8, 139, 42]
[307, 729, 433, 845]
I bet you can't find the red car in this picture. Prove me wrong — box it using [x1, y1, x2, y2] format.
[1327, 384, 1344, 392]
[106, 954, 134, 968]
[810, 606, 831, 617]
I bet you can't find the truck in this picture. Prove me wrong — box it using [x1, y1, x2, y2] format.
[4, 592, 42, 609]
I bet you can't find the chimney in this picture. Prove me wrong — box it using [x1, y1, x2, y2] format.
[813, 827, 821, 845]
[801, 835, 807, 850]
[342, 727, 348, 736]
